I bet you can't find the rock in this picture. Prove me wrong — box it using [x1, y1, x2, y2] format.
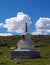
[15, 61, 20, 64]
[0, 61, 4, 64]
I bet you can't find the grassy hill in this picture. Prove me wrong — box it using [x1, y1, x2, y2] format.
[0, 35, 50, 65]
[0, 35, 50, 45]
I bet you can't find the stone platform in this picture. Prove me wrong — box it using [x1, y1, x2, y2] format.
[11, 50, 40, 59]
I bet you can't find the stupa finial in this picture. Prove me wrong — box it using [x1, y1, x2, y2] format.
[25, 23, 28, 32]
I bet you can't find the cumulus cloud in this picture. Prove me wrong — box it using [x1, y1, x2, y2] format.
[35, 17, 50, 31]
[0, 33, 12, 36]
[32, 31, 42, 35]
[32, 17, 50, 35]
[0, 12, 50, 35]
[32, 30, 48, 35]
[0, 23, 3, 27]
[3, 12, 31, 33]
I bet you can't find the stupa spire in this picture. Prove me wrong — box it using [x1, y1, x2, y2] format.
[25, 23, 28, 32]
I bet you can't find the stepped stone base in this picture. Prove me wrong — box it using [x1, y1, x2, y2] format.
[11, 50, 40, 59]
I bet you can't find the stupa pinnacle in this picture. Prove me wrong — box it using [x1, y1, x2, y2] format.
[25, 23, 28, 32]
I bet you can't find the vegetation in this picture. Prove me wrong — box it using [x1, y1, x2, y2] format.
[0, 35, 50, 65]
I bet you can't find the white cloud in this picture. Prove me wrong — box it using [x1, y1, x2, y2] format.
[32, 30, 48, 35]
[3, 12, 31, 33]
[32, 31, 42, 35]
[0, 12, 50, 35]
[35, 17, 50, 31]
[32, 17, 50, 35]
[0, 23, 3, 27]
[0, 33, 13, 36]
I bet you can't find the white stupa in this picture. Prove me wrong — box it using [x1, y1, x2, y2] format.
[11, 23, 40, 59]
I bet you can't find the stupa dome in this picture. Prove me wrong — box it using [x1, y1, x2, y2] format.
[17, 23, 34, 50]
[17, 38, 34, 50]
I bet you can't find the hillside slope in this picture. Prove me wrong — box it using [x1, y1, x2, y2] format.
[0, 35, 50, 46]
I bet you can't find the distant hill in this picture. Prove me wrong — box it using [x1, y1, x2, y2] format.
[32, 35, 50, 46]
[0, 35, 50, 47]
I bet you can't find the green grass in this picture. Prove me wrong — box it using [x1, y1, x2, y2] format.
[0, 35, 50, 65]
[0, 44, 50, 65]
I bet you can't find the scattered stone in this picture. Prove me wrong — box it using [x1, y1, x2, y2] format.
[10, 47, 16, 50]
[14, 58, 17, 60]
[15, 61, 21, 64]
[0, 61, 4, 64]
[4, 55, 7, 58]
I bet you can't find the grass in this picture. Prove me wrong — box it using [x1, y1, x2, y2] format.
[0, 44, 50, 65]
[0, 35, 50, 65]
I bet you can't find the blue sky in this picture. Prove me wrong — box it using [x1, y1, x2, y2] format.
[0, 0, 50, 36]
